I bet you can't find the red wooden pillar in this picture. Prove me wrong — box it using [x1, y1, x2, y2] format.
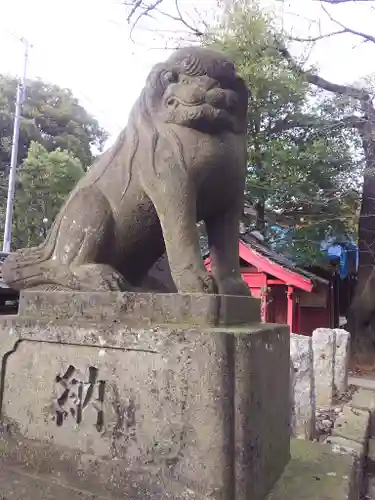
[294, 291, 301, 335]
[287, 285, 295, 333]
[260, 286, 268, 323]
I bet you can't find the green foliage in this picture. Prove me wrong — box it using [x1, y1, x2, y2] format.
[209, 0, 362, 264]
[12, 142, 84, 249]
[0, 76, 107, 169]
[0, 76, 107, 250]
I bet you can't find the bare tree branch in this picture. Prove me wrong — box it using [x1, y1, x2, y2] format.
[126, 0, 144, 22]
[173, 0, 204, 37]
[289, 29, 347, 43]
[126, 0, 163, 25]
[276, 41, 371, 101]
[123, 0, 204, 38]
[320, 3, 375, 44]
[266, 114, 362, 135]
[342, 115, 368, 129]
[285, 0, 375, 47]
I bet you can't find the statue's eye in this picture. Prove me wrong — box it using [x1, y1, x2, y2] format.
[163, 71, 178, 84]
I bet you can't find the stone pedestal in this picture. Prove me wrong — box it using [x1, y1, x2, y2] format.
[0, 291, 290, 500]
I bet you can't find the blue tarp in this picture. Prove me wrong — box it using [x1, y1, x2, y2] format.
[266, 225, 358, 279]
[321, 240, 358, 279]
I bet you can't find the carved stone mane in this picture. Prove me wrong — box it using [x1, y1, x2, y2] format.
[3, 46, 251, 297]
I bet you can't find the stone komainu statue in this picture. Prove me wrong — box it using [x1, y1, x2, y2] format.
[3, 47, 251, 297]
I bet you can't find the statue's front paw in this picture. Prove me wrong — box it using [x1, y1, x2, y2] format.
[176, 270, 217, 294]
[218, 277, 251, 297]
[71, 264, 131, 292]
[198, 273, 217, 294]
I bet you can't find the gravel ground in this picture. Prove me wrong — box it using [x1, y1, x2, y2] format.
[314, 385, 358, 442]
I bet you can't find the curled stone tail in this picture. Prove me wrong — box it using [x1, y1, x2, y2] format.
[2, 214, 62, 290]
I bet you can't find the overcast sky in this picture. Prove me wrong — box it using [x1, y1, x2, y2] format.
[0, 0, 373, 144]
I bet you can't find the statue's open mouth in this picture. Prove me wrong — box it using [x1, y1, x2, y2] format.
[187, 106, 236, 134]
[164, 87, 241, 133]
[166, 96, 234, 116]
[166, 96, 205, 108]
[166, 87, 237, 113]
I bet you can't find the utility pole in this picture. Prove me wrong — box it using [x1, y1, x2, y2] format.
[2, 37, 30, 252]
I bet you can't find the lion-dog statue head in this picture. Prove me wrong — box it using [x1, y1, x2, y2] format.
[120, 46, 249, 192]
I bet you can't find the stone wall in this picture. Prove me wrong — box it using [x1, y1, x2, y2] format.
[290, 328, 350, 440]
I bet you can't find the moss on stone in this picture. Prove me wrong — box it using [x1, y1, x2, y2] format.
[268, 439, 355, 500]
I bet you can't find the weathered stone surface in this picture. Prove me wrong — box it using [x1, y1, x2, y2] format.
[351, 388, 375, 411]
[234, 324, 290, 500]
[333, 328, 350, 395]
[351, 387, 375, 437]
[365, 473, 375, 500]
[0, 321, 232, 499]
[348, 376, 375, 391]
[325, 435, 364, 459]
[0, 467, 107, 500]
[0, 313, 290, 500]
[324, 434, 366, 499]
[312, 328, 335, 406]
[0, 433, 207, 500]
[311, 328, 351, 405]
[367, 437, 375, 474]
[18, 290, 261, 326]
[2, 47, 251, 300]
[331, 405, 370, 445]
[267, 439, 357, 500]
[290, 334, 315, 439]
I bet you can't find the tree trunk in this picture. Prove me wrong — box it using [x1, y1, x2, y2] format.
[255, 201, 266, 233]
[356, 114, 375, 295]
[348, 102, 375, 366]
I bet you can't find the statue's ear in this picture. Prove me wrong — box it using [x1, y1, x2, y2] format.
[125, 62, 186, 186]
[234, 75, 250, 130]
[145, 63, 171, 105]
[233, 75, 249, 106]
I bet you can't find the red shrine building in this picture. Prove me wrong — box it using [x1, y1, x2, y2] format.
[204, 233, 339, 336]
[147, 232, 340, 336]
